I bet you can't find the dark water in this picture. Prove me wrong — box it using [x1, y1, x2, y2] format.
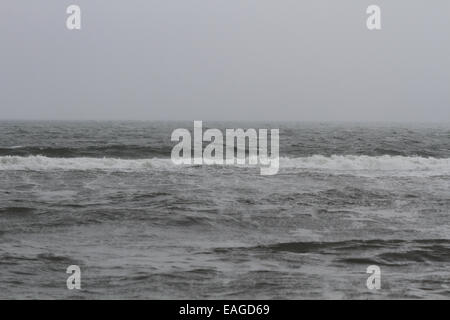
[0, 121, 449, 299]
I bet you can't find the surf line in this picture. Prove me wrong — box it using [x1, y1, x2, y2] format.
[171, 121, 279, 175]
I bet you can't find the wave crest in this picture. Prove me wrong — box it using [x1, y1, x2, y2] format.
[0, 155, 173, 171]
[0, 155, 449, 176]
[280, 155, 450, 173]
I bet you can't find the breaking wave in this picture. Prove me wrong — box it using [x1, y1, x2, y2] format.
[0, 155, 449, 176]
[280, 155, 450, 174]
[0, 155, 174, 171]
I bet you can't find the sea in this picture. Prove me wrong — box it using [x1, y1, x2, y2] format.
[0, 121, 449, 299]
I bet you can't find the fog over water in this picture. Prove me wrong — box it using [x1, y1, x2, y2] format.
[0, 1, 449, 121]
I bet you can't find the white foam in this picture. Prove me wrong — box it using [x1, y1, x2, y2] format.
[0, 156, 174, 171]
[0, 155, 449, 177]
[280, 155, 450, 177]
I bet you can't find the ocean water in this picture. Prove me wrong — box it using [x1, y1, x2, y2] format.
[0, 121, 449, 299]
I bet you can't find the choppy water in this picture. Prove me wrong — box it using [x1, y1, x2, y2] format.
[0, 121, 449, 299]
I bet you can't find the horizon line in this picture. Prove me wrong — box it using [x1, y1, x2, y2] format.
[1, 118, 450, 123]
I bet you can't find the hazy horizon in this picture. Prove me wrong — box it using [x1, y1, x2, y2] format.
[1, 118, 450, 124]
[1, 0, 449, 122]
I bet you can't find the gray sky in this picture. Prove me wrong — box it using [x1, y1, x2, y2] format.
[0, 0, 449, 121]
